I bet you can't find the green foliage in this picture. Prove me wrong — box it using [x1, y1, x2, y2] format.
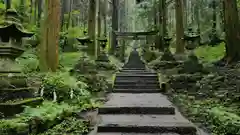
[16, 49, 39, 73]
[39, 117, 90, 135]
[0, 118, 29, 135]
[142, 49, 158, 63]
[72, 54, 98, 74]
[76, 74, 109, 93]
[0, 102, 77, 135]
[41, 72, 90, 102]
[194, 43, 225, 63]
[172, 94, 240, 135]
[59, 52, 84, 70]
[208, 107, 240, 135]
[20, 101, 77, 122]
[60, 26, 87, 52]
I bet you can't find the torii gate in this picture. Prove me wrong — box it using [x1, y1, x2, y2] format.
[114, 30, 158, 40]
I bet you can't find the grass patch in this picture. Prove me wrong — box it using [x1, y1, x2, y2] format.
[194, 43, 225, 63]
[59, 52, 83, 70]
[171, 94, 240, 135]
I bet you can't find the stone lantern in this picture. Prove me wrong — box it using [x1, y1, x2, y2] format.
[183, 28, 200, 54]
[163, 36, 172, 51]
[97, 37, 108, 51]
[77, 36, 93, 46]
[77, 36, 93, 53]
[178, 28, 203, 74]
[0, 9, 44, 117]
[161, 36, 175, 61]
[96, 37, 109, 62]
[0, 9, 34, 72]
[150, 43, 155, 51]
[76, 36, 93, 61]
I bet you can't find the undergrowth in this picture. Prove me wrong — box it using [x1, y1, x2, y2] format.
[2, 42, 120, 134]
[167, 44, 240, 135]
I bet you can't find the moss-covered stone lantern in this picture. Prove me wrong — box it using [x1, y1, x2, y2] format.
[96, 37, 109, 62]
[97, 37, 108, 51]
[76, 36, 93, 53]
[179, 28, 203, 74]
[160, 36, 175, 61]
[183, 28, 200, 51]
[0, 9, 43, 117]
[163, 36, 172, 51]
[0, 9, 34, 72]
[77, 36, 93, 46]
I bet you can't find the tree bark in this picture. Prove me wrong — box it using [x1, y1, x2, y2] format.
[96, 0, 102, 56]
[37, 0, 43, 26]
[6, 0, 11, 10]
[175, 0, 185, 54]
[223, 0, 240, 63]
[87, 0, 97, 56]
[103, 0, 107, 37]
[110, 0, 119, 54]
[40, 0, 61, 72]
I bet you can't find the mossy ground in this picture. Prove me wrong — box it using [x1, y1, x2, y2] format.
[1, 46, 122, 134]
[166, 44, 240, 135]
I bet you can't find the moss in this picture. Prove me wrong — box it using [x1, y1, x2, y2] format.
[1, 87, 34, 91]
[0, 97, 43, 117]
[0, 118, 29, 135]
[194, 43, 225, 63]
[0, 74, 27, 88]
[0, 97, 43, 105]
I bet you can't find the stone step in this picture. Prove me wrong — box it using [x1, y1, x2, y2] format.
[113, 89, 160, 93]
[114, 84, 159, 89]
[123, 65, 145, 68]
[117, 74, 158, 77]
[115, 78, 159, 83]
[118, 72, 156, 75]
[97, 133, 180, 135]
[98, 115, 197, 134]
[99, 93, 175, 115]
[114, 79, 158, 83]
[114, 81, 159, 85]
[122, 68, 146, 70]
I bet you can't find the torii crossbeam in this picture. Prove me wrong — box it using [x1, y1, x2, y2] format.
[114, 30, 158, 40]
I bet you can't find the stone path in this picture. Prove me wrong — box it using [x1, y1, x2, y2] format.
[96, 50, 198, 135]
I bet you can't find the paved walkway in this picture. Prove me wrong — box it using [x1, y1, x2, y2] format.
[95, 50, 207, 135]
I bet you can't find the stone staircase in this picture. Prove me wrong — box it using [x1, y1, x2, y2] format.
[96, 50, 197, 135]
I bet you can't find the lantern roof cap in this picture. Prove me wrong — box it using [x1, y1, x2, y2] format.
[0, 23, 34, 38]
[77, 36, 93, 44]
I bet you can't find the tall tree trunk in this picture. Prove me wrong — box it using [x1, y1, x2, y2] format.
[157, 0, 164, 51]
[110, 0, 119, 54]
[223, 0, 240, 63]
[175, 0, 185, 53]
[96, 0, 102, 57]
[40, 0, 61, 72]
[37, 0, 43, 26]
[60, 0, 66, 30]
[30, 0, 33, 24]
[34, 0, 38, 24]
[6, 0, 11, 9]
[87, 0, 97, 56]
[66, 0, 73, 30]
[103, 0, 107, 37]
[153, 0, 158, 49]
[211, 0, 217, 38]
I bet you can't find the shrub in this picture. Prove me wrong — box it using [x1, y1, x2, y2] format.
[39, 117, 90, 135]
[41, 72, 90, 102]
[76, 74, 109, 92]
[194, 43, 225, 63]
[17, 49, 39, 73]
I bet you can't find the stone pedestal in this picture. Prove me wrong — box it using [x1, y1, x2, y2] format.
[0, 9, 43, 117]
